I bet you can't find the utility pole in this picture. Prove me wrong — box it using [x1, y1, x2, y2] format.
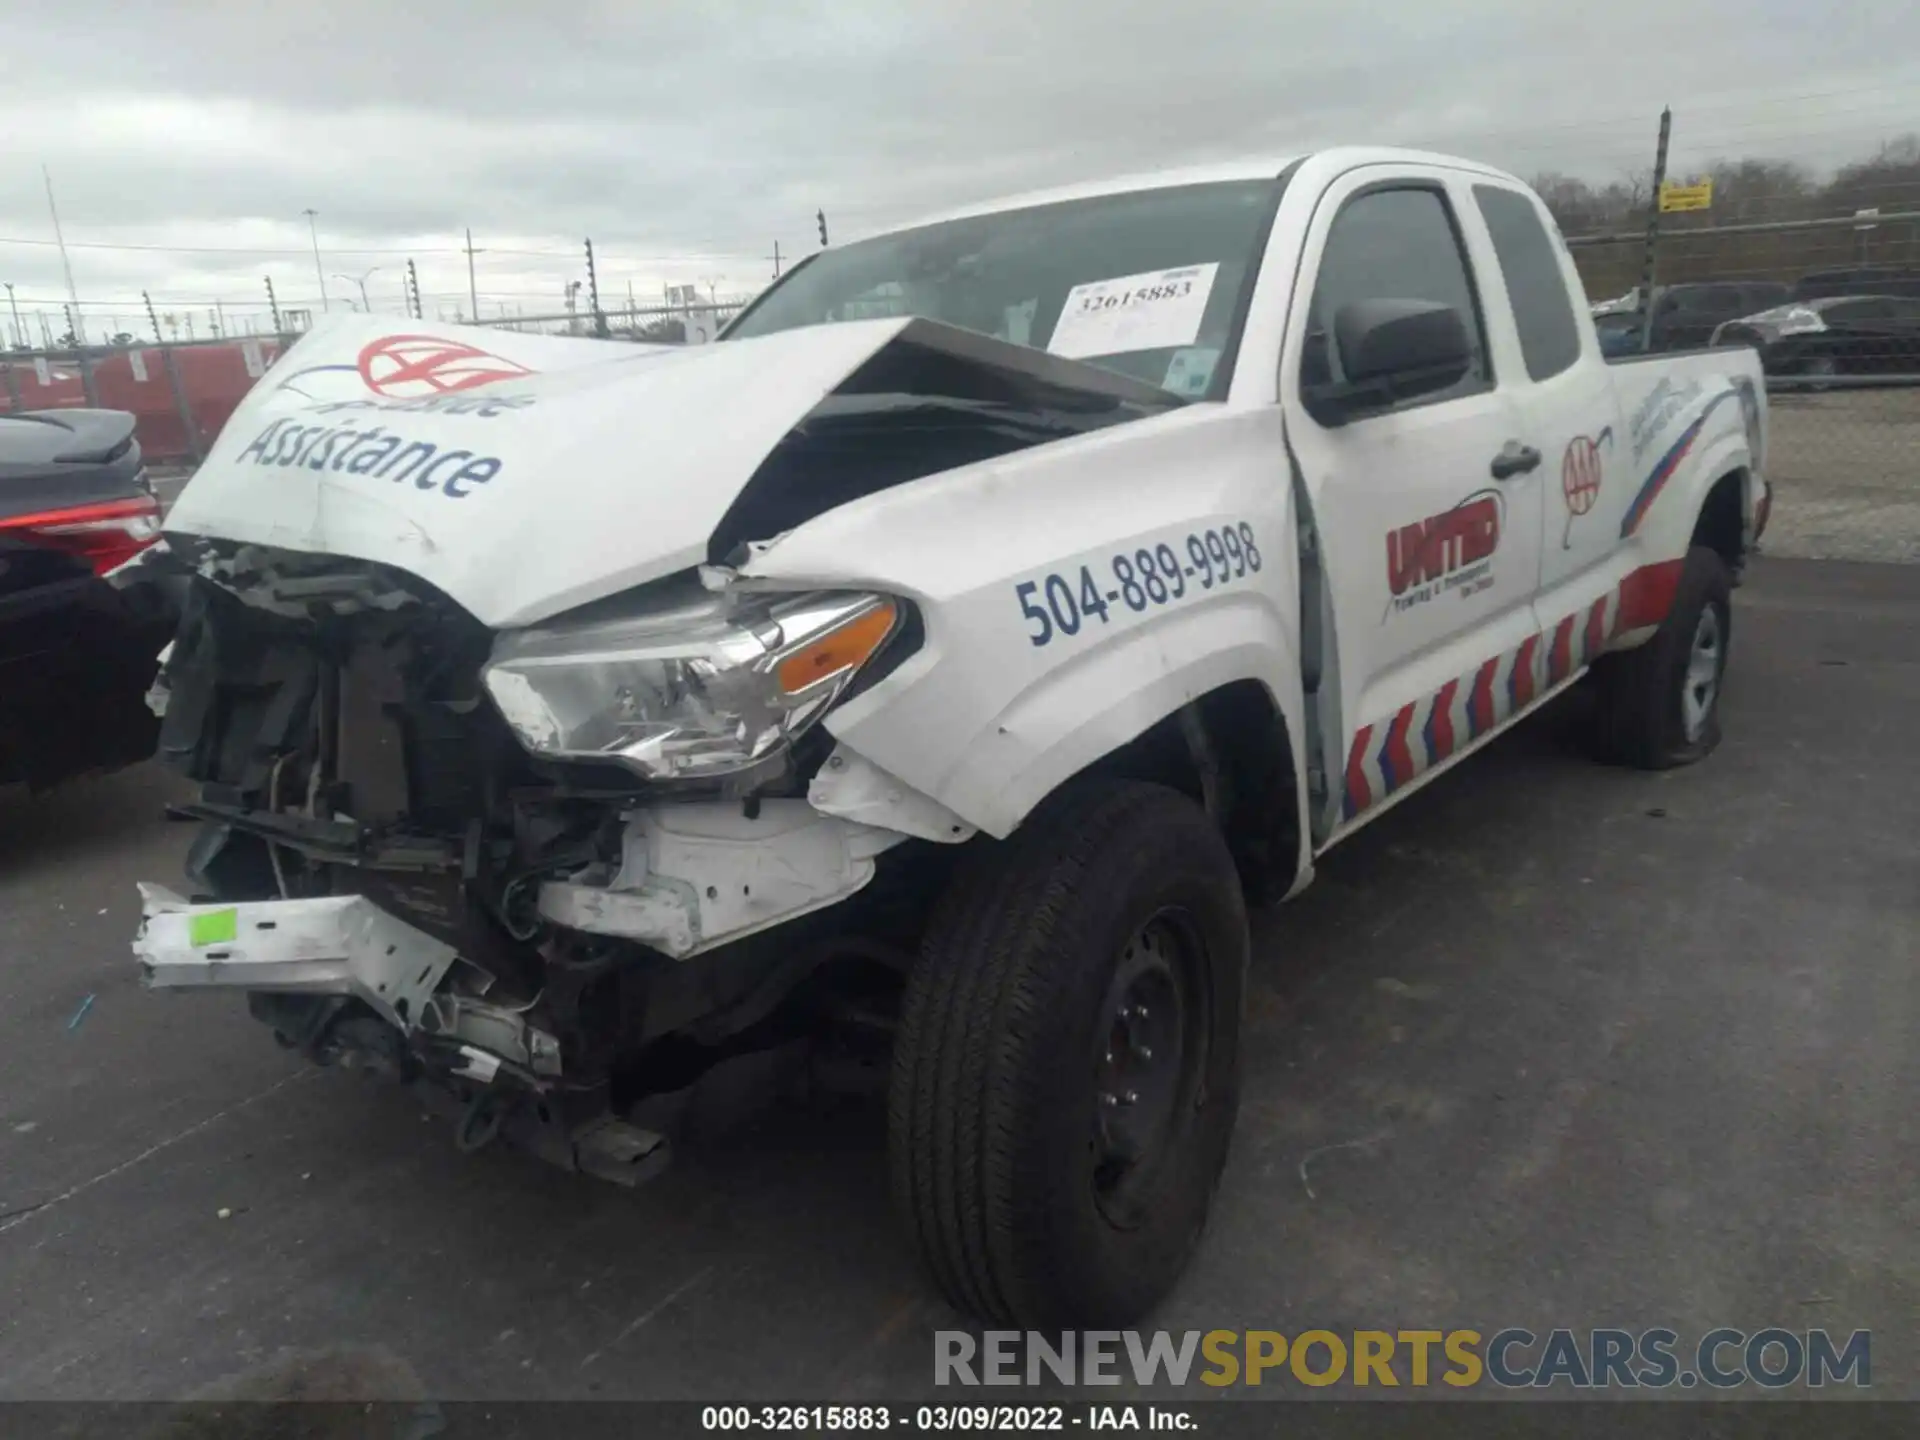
[143, 290, 162, 344]
[5, 282, 21, 349]
[1637, 107, 1673, 355]
[406, 258, 423, 320]
[264, 275, 283, 333]
[584, 238, 608, 338]
[463, 229, 483, 324]
[770, 240, 783, 279]
[214, 300, 227, 336]
[43, 166, 85, 344]
[302, 209, 329, 312]
[62, 303, 77, 348]
[817, 209, 829, 248]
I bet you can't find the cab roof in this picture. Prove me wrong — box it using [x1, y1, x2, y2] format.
[892, 147, 1525, 233]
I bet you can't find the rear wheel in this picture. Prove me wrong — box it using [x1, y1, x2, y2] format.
[889, 780, 1247, 1326]
[1589, 544, 1731, 769]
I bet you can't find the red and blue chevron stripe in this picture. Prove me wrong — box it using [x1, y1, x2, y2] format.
[1340, 562, 1681, 824]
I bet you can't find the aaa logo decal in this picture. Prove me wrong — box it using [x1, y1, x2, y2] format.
[1560, 426, 1613, 548]
[355, 334, 534, 398]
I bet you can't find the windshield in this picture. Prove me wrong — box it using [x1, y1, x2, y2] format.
[725, 178, 1286, 400]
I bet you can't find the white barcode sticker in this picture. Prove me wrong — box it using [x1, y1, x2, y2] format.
[129, 350, 149, 383]
[1048, 263, 1219, 360]
[32, 357, 51, 386]
[241, 339, 266, 378]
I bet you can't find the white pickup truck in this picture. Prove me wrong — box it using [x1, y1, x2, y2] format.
[129, 147, 1767, 1328]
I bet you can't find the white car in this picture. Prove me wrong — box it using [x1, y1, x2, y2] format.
[130, 148, 1768, 1327]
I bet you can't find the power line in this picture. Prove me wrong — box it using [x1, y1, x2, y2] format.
[1493, 115, 1920, 157]
[1428, 84, 1920, 144]
[0, 234, 763, 262]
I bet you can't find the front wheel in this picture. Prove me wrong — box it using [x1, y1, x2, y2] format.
[889, 780, 1248, 1327]
[1589, 544, 1732, 769]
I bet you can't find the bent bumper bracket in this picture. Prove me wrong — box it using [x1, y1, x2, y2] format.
[132, 884, 459, 1032]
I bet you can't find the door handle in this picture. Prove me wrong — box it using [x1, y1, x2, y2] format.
[1490, 441, 1542, 480]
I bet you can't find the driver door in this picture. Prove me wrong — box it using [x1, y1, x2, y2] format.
[1281, 168, 1546, 833]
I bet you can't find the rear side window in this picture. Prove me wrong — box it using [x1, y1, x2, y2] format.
[1474, 185, 1582, 381]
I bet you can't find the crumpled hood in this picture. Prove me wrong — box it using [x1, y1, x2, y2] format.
[166, 314, 1177, 629]
[162, 315, 950, 627]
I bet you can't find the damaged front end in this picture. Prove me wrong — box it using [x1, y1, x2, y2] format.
[133, 543, 948, 1184]
[131, 312, 1177, 1186]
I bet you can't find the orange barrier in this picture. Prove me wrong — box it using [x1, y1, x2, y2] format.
[1, 340, 285, 463]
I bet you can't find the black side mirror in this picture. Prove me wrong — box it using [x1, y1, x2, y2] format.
[1302, 299, 1473, 425]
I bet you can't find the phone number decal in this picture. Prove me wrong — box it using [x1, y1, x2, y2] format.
[1014, 523, 1262, 648]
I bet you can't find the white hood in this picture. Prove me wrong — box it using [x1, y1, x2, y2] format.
[163, 315, 934, 628]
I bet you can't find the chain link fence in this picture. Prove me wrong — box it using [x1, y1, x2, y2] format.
[467, 300, 747, 343]
[0, 333, 284, 468]
[1569, 211, 1920, 563]
[0, 301, 748, 473]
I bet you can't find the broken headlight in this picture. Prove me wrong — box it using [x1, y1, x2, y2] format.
[482, 584, 900, 781]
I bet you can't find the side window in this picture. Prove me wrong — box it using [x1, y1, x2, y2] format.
[1301, 186, 1491, 407]
[1825, 299, 1878, 324]
[1473, 184, 1583, 381]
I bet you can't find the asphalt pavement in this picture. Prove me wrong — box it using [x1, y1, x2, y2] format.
[0, 556, 1916, 1405]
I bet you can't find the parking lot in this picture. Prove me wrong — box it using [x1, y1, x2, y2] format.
[4, 403, 1918, 1406]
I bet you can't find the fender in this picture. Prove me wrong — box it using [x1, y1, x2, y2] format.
[937, 596, 1308, 837]
[741, 404, 1313, 852]
[1623, 403, 1750, 549]
[1608, 368, 1763, 639]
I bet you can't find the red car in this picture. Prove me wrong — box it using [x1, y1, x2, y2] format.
[0, 408, 175, 790]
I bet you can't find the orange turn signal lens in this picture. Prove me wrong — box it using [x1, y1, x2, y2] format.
[774, 601, 898, 696]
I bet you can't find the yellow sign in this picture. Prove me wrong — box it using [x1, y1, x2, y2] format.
[1660, 180, 1714, 213]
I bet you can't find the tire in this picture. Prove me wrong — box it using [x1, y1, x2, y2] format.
[1589, 544, 1731, 769]
[889, 779, 1248, 1327]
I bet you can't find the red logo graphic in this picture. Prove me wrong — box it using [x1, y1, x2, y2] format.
[1560, 427, 1614, 548]
[355, 334, 534, 399]
[1386, 490, 1503, 598]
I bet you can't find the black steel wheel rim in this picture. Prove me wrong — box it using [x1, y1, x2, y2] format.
[1090, 908, 1210, 1229]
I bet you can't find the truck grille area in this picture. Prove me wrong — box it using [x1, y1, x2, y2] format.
[154, 566, 594, 973]
[161, 574, 507, 816]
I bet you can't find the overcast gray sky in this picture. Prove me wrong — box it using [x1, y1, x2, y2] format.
[1, 0, 1915, 339]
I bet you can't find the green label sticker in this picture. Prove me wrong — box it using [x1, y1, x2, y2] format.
[189, 908, 239, 947]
